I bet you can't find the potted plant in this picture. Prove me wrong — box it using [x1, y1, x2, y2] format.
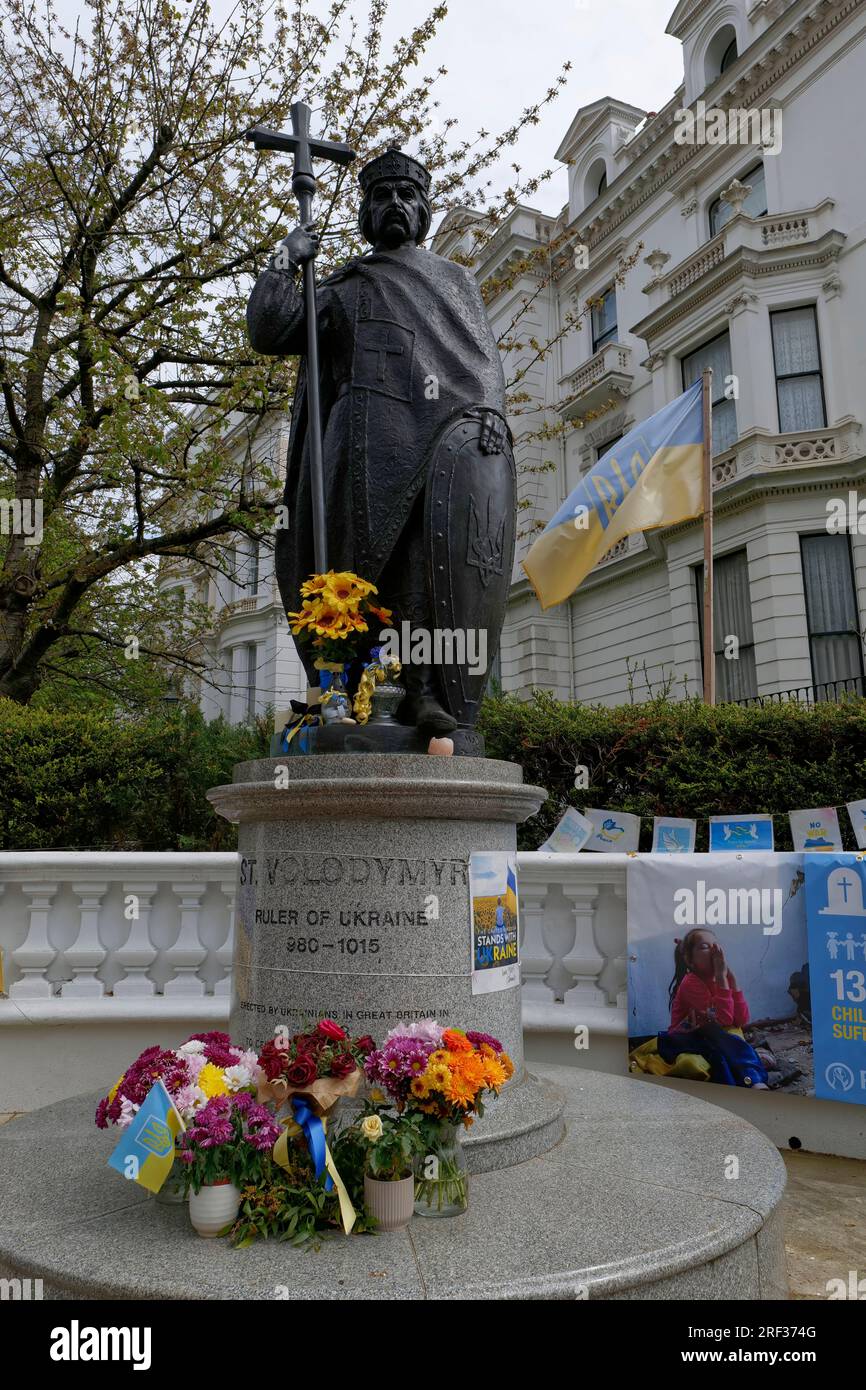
[177, 1092, 281, 1237]
[352, 1104, 425, 1232]
[95, 1032, 265, 1205]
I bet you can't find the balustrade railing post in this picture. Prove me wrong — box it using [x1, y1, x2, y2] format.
[10, 883, 59, 999]
[114, 882, 158, 997]
[64, 882, 109, 997]
[164, 883, 208, 997]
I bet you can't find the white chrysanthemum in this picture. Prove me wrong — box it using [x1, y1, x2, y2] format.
[178, 1039, 206, 1055]
[117, 1097, 140, 1128]
[174, 1084, 206, 1118]
[223, 1064, 255, 1092]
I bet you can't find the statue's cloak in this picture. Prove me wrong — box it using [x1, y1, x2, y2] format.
[246, 242, 505, 624]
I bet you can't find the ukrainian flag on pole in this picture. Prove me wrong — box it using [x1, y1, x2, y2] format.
[522, 380, 705, 610]
[107, 1079, 185, 1194]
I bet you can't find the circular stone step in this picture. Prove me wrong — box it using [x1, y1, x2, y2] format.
[0, 1066, 788, 1301]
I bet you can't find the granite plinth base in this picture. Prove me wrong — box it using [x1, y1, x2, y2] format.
[0, 1068, 789, 1301]
[208, 754, 559, 1171]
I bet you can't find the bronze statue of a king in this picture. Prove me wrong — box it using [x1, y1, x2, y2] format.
[246, 145, 515, 745]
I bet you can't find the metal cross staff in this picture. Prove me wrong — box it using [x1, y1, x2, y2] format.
[246, 103, 356, 573]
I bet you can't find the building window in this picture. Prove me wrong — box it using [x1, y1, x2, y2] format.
[720, 38, 738, 74]
[682, 331, 737, 455]
[708, 162, 767, 238]
[591, 286, 617, 352]
[248, 539, 260, 594]
[695, 549, 757, 702]
[771, 306, 826, 433]
[596, 169, 607, 197]
[244, 642, 257, 719]
[596, 431, 624, 462]
[801, 535, 864, 698]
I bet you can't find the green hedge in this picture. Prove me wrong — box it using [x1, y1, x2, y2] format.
[4, 692, 865, 853]
[0, 702, 269, 850]
[479, 691, 866, 852]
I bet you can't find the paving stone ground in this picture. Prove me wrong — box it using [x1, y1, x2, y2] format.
[782, 1151, 866, 1300]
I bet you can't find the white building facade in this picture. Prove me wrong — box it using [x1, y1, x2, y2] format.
[180, 0, 866, 721]
[480, 0, 866, 708]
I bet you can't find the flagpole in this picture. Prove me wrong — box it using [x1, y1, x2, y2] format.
[701, 366, 715, 705]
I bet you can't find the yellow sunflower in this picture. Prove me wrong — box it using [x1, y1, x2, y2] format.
[309, 606, 354, 639]
[300, 573, 331, 597]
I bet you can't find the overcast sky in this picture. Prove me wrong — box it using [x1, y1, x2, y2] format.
[50, 0, 687, 215]
[381, 0, 687, 213]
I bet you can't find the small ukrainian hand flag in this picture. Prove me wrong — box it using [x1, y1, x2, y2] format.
[522, 380, 705, 610]
[107, 1079, 185, 1194]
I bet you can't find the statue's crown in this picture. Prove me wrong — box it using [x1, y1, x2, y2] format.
[358, 145, 431, 195]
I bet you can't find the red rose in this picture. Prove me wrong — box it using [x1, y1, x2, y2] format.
[317, 1018, 347, 1042]
[355, 1035, 376, 1055]
[285, 1055, 318, 1088]
[330, 1053, 357, 1079]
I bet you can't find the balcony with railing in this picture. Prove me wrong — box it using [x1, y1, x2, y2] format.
[640, 201, 842, 315]
[558, 341, 634, 419]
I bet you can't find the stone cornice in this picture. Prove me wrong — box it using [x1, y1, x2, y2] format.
[573, 0, 859, 252]
[629, 229, 845, 343]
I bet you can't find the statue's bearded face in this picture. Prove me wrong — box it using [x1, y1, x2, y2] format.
[367, 178, 423, 248]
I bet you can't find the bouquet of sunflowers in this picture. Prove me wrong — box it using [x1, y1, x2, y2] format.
[287, 570, 391, 664]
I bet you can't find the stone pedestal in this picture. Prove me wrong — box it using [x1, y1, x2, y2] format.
[0, 1070, 789, 1300]
[207, 754, 564, 1170]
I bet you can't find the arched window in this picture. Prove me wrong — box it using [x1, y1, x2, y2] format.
[720, 37, 738, 73]
[708, 162, 767, 238]
[584, 158, 608, 208]
[704, 24, 738, 87]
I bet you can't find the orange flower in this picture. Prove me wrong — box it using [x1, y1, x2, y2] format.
[447, 1071, 478, 1109]
[367, 604, 392, 625]
[499, 1052, 515, 1079]
[455, 1053, 485, 1089]
[442, 1029, 472, 1053]
[481, 1056, 507, 1089]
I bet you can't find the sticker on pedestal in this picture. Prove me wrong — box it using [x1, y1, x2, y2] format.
[469, 851, 520, 996]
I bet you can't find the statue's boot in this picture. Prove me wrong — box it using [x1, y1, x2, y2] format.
[399, 664, 457, 737]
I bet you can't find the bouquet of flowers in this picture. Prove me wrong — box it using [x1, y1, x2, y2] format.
[363, 1021, 514, 1124]
[287, 570, 391, 665]
[177, 1092, 282, 1195]
[257, 1019, 376, 1114]
[362, 1020, 515, 1217]
[95, 1031, 264, 1129]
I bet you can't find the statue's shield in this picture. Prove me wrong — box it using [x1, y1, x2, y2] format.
[425, 411, 516, 725]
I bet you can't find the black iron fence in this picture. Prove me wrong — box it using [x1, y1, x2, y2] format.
[733, 675, 866, 708]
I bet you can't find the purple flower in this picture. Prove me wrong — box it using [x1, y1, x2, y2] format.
[466, 1031, 503, 1052]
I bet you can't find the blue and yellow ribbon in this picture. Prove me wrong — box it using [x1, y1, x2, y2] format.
[273, 1099, 357, 1234]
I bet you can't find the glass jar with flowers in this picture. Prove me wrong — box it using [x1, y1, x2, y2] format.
[363, 1021, 515, 1218]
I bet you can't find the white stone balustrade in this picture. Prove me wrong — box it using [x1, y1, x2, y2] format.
[3, 848, 864, 1158]
[0, 850, 628, 1014]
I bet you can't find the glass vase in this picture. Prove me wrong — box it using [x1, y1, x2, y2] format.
[153, 1157, 186, 1205]
[413, 1121, 468, 1218]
